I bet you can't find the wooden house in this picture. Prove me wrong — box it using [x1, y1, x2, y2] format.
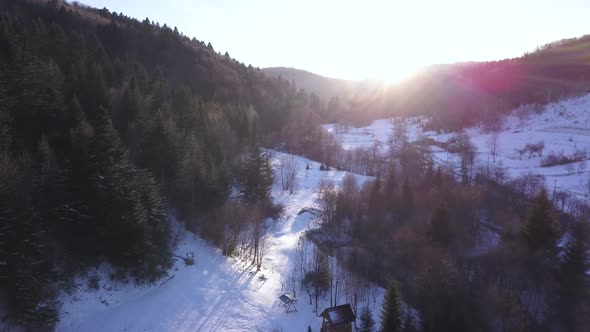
[319, 304, 356, 332]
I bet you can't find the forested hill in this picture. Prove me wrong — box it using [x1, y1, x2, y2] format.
[262, 67, 358, 102]
[0, 0, 333, 329]
[262, 67, 388, 124]
[387, 39, 590, 130]
[266, 37, 590, 130]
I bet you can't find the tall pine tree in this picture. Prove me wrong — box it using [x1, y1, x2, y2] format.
[557, 221, 590, 329]
[521, 189, 559, 258]
[381, 279, 403, 332]
[360, 306, 376, 332]
[239, 147, 274, 205]
[429, 202, 452, 248]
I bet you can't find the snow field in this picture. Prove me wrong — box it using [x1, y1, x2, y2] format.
[325, 94, 590, 200]
[57, 152, 380, 332]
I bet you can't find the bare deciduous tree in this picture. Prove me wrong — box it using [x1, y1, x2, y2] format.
[215, 201, 247, 256]
[555, 191, 571, 212]
[319, 180, 338, 232]
[515, 147, 527, 160]
[492, 161, 507, 184]
[511, 172, 545, 198]
[329, 257, 346, 307]
[344, 273, 368, 318]
[455, 132, 477, 184]
[389, 118, 408, 157]
[279, 155, 297, 194]
[249, 212, 269, 271]
[525, 141, 545, 158]
[303, 247, 330, 314]
[487, 131, 500, 163]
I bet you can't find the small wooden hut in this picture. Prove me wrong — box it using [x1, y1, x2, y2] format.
[319, 304, 356, 332]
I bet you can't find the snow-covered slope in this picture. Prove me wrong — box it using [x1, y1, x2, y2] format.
[57, 153, 380, 332]
[325, 94, 590, 199]
[56, 93, 590, 331]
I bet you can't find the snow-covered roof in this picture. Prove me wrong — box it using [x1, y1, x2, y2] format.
[320, 304, 356, 327]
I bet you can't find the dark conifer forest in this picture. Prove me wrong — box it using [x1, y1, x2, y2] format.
[0, 0, 334, 328]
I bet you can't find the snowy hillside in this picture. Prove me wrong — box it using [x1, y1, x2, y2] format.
[57, 153, 381, 332]
[53, 94, 590, 332]
[325, 94, 590, 200]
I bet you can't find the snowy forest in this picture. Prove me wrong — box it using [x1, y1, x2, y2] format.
[0, 0, 589, 331]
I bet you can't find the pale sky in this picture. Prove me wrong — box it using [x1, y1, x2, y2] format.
[80, 0, 590, 81]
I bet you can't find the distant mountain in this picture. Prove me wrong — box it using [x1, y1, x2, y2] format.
[262, 67, 384, 102]
[262, 67, 349, 100]
[267, 34, 590, 130]
[386, 37, 590, 130]
[262, 67, 391, 125]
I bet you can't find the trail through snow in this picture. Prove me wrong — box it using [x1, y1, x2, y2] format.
[57, 152, 375, 332]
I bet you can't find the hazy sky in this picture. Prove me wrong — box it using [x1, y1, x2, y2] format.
[80, 0, 590, 81]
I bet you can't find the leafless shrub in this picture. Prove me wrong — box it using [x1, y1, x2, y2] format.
[515, 147, 527, 160]
[510, 172, 545, 198]
[525, 141, 545, 158]
[555, 191, 571, 212]
[278, 155, 297, 194]
[541, 149, 587, 167]
[88, 273, 100, 291]
[487, 132, 500, 163]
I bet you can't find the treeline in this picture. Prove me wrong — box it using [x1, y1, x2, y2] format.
[0, 0, 332, 329]
[394, 39, 590, 132]
[312, 131, 590, 331]
[286, 35, 590, 131]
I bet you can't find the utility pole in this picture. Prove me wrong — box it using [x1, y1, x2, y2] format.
[486, 156, 490, 192]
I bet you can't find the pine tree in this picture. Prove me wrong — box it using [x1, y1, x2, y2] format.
[360, 306, 376, 332]
[35, 135, 65, 233]
[560, 222, 589, 294]
[429, 202, 452, 247]
[85, 62, 110, 114]
[239, 147, 274, 205]
[381, 279, 403, 332]
[0, 88, 12, 151]
[113, 82, 143, 136]
[367, 178, 384, 226]
[401, 177, 413, 218]
[433, 166, 443, 188]
[90, 106, 128, 172]
[521, 189, 559, 256]
[415, 257, 466, 332]
[401, 313, 418, 332]
[558, 221, 589, 329]
[136, 107, 179, 186]
[129, 169, 171, 280]
[176, 137, 206, 214]
[384, 164, 397, 194]
[61, 98, 97, 256]
[9, 57, 65, 151]
[0, 152, 59, 330]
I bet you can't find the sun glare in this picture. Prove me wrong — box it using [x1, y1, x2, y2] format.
[378, 62, 424, 84]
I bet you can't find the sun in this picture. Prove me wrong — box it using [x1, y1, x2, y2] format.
[379, 62, 424, 84]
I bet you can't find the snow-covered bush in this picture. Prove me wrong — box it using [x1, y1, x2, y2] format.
[88, 274, 100, 291]
[540, 149, 587, 167]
